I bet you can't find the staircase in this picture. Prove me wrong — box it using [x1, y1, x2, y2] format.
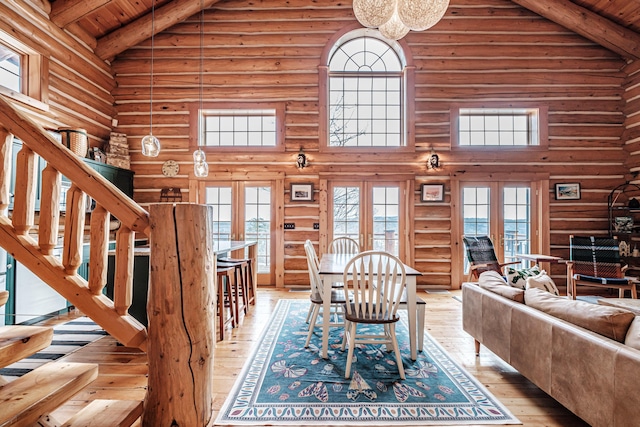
[0, 92, 149, 424]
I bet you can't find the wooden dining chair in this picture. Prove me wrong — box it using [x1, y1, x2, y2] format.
[303, 240, 347, 348]
[340, 250, 406, 379]
[329, 236, 360, 255]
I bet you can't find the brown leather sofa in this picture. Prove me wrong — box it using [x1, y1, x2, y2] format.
[462, 275, 640, 427]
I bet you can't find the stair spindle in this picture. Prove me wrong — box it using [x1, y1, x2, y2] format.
[114, 226, 134, 315]
[89, 204, 110, 295]
[0, 129, 12, 213]
[39, 164, 62, 255]
[62, 184, 86, 275]
[12, 144, 37, 235]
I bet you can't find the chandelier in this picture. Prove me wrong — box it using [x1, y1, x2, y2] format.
[353, 0, 449, 40]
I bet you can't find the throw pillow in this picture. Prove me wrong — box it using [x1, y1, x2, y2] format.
[525, 288, 636, 342]
[479, 271, 525, 303]
[506, 265, 541, 290]
[525, 271, 560, 296]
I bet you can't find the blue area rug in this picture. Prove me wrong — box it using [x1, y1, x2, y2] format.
[215, 300, 520, 425]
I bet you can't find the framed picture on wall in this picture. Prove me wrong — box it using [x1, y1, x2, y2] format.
[555, 183, 581, 200]
[291, 183, 313, 202]
[421, 184, 444, 202]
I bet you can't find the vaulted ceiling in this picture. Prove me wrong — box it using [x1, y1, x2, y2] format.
[47, 0, 640, 62]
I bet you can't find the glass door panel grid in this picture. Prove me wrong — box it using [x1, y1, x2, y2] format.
[245, 187, 271, 273]
[372, 186, 399, 255]
[503, 187, 530, 264]
[463, 187, 491, 274]
[333, 186, 360, 241]
[205, 187, 232, 240]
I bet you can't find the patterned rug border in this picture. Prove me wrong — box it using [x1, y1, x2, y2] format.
[215, 300, 521, 426]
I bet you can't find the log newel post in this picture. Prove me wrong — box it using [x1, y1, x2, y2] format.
[144, 204, 215, 427]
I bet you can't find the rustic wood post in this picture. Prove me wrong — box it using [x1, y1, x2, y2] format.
[144, 204, 215, 426]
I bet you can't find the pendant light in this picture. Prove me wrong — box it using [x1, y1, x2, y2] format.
[193, 0, 209, 177]
[379, 5, 410, 41]
[141, 0, 161, 157]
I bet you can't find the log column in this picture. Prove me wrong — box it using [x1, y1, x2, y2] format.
[144, 203, 215, 427]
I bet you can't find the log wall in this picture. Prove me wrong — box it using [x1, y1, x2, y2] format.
[110, 0, 631, 288]
[0, 0, 116, 146]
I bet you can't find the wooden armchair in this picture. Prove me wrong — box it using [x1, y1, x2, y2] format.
[463, 235, 521, 281]
[566, 235, 637, 300]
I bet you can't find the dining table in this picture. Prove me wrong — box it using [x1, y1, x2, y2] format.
[318, 253, 423, 360]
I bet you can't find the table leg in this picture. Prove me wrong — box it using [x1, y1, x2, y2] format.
[407, 276, 417, 360]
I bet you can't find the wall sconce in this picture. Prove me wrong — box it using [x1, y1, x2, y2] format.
[427, 148, 440, 170]
[296, 149, 309, 169]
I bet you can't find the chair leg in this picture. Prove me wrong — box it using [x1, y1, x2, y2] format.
[388, 325, 405, 380]
[417, 304, 425, 352]
[341, 320, 350, 351]
[344, 322, 357, 379]
[305, 304, 313, 324]
[305, 304, 320, 348]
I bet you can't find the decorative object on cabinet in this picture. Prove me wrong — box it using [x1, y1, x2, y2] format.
[160, 187, 182, 202]
[554, 182, 580, 200]
[290, 183, 313, 202]
[57, 127, 88, 157]
[162, 160, 180, 177]
[106, 132, 130, 169]
[615, 216, 634, 233]
[421, 183, 444, 202]
[619, 241, 630, 257]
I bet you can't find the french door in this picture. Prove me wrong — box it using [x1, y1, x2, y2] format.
[329, 180, 407, 259]
[461, 181, 538, 275]
[204, 181, 275, 285]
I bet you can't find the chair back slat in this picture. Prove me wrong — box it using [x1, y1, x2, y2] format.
[570, 235, 623, 278]
[343, 251, 406, 321]
[463, 235, 503, 275]
[304, 240, 325, 300]
[329, 237, 360, 255]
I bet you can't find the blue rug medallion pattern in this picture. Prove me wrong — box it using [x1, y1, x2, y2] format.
[216, 300, 520, 425]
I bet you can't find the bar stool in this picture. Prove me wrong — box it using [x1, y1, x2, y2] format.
[219, 257, 255, 309]
[217, 266, 235, 341]
[218, 260, 247, 325]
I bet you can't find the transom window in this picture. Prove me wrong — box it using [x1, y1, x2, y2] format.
[0, 41, 22, 93]
[327, 32, 406, 147]
[202, 109, 277, 147]
[458, 108, 539, 146]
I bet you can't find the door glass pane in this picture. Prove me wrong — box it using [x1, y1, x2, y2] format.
[333, 186, 360, 241]
[245, 186, 271, 273]
[503, 186, 530, 264]
[463, 187, 491, 274]
[205, 187, 232, 240]
[372, 186, 399, 255]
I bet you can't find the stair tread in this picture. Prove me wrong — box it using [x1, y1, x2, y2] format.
[62, 399, 143, 427]
[0, 362, 98, 427]
[0, 325, 53, 368]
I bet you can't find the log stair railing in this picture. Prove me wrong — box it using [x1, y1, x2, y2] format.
[0, 94, 149, 351]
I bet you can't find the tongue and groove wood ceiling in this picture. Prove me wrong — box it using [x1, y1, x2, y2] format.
[47, 0, 640, 62]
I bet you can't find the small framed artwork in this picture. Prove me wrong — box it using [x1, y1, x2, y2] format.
[290, 183, 314, 202]
[555, 183, 581, 200]
[421, 184, 445, 202]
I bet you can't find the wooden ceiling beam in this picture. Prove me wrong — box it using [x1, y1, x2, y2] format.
[511, 0, 640, 61]
[95, 0, 221, 62]
[50, 0, 113, 28]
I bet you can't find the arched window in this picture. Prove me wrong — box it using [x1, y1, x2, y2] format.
[325, 29, 409, 148]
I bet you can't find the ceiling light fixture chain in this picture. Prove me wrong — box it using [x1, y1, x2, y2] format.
[193, 0, 209, 177]
[141, 0, 161, 157]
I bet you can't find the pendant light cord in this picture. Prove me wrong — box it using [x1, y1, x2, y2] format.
[199, 0, 204, 149]
[149, 0, 156, 134]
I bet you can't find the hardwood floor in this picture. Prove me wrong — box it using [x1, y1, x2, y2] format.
[46, 288, 589, 426]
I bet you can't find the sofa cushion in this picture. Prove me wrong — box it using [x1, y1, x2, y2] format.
[525, 271, 560, 296]
[506, 265, 541, 289]
[624, 317, 640, 350]
[479, 271, 525, 303]
[525, 287, 635, 342]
